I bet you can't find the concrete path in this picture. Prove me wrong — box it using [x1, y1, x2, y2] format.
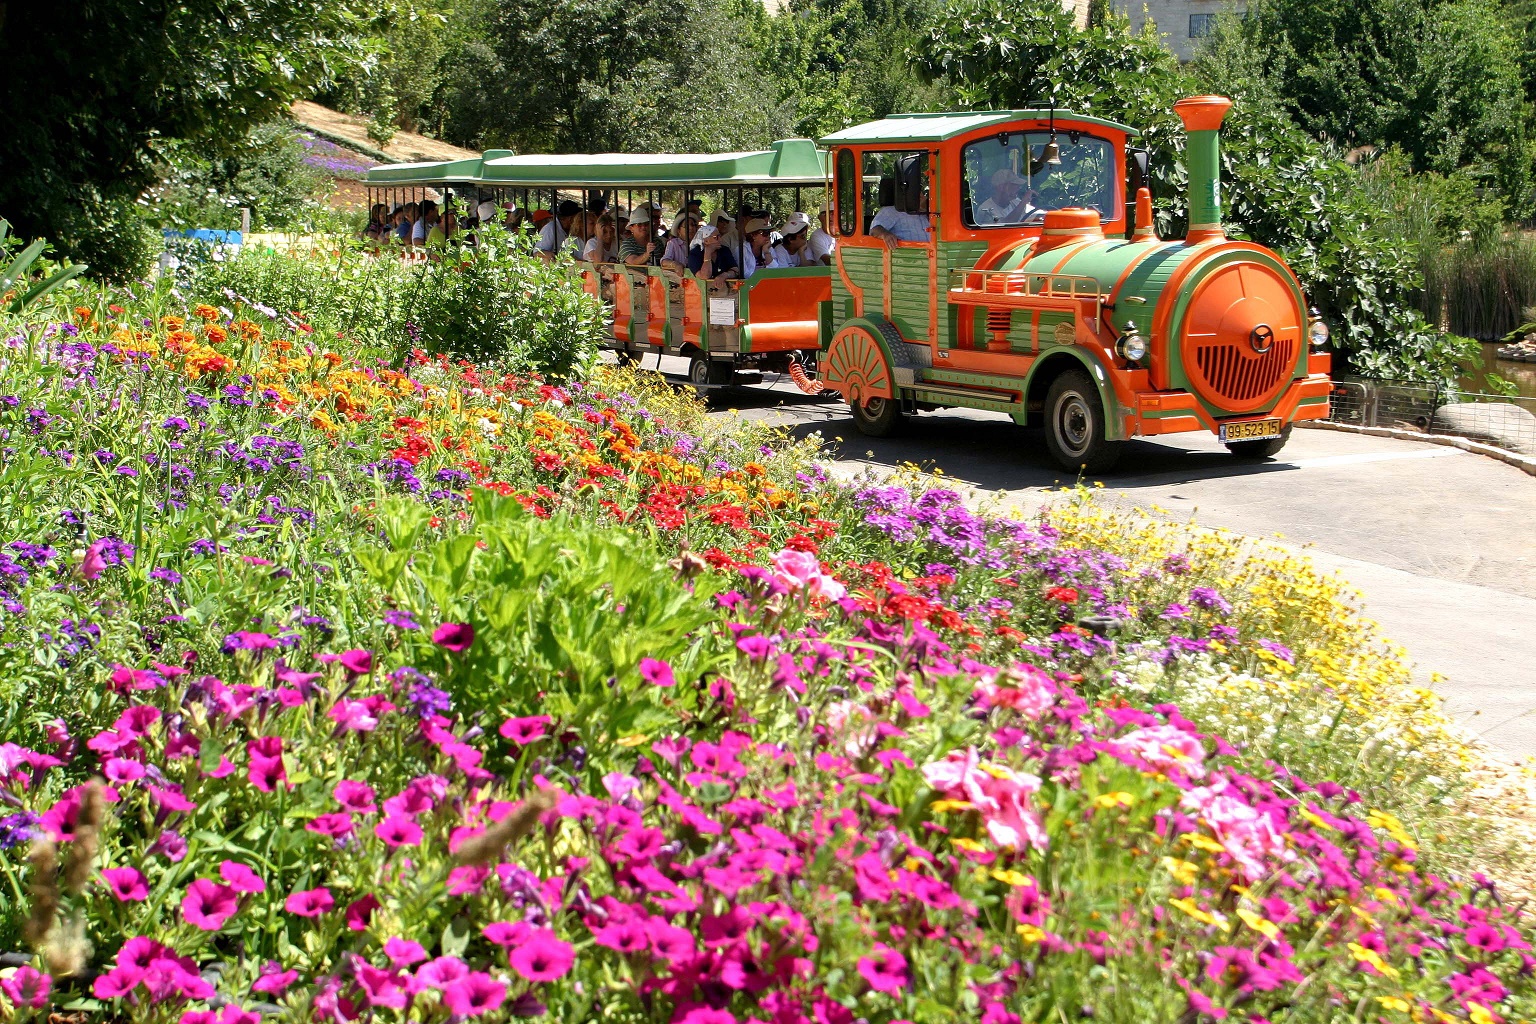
[681, 365, 1536, 759]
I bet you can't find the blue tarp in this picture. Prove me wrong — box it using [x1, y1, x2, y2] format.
[163, 229, 242, 245]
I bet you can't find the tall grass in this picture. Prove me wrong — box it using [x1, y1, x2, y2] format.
[1421, 233, 1536, 340]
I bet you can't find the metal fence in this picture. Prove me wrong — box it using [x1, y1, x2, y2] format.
[1325, 378, 1536, 457]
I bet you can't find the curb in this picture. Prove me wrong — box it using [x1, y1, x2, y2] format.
[1298, 420, 1536, 477]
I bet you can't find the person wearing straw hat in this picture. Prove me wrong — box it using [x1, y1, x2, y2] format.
[662, 210, 699, 272]
[740, 217, 774, 278]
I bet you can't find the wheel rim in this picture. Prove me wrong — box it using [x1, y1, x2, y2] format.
[690, 360, 708, 384]
[861, 397, 887, 420]
[1055, 392, 1092, 457]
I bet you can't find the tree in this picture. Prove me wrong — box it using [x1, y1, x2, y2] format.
[0, 0, 366, 277]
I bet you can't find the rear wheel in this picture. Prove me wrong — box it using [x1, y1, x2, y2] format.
[688, 355, 732, 385]
[850, 394, 901, 436]
[1225, 425, 1292, 459]
[1044, 371, 1123, 474]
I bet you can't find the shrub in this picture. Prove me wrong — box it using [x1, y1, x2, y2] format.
[401, 233, 606, 377]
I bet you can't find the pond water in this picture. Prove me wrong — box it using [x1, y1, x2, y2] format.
[1461, 342, 1536, 402]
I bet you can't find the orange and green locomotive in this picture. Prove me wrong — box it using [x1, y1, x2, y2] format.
[813, 95, 1332, 470]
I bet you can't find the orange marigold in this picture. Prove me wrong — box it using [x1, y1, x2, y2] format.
[161, 315, 185, 331]
[193, 304, 220, 322]
[204, 324, 228, 345]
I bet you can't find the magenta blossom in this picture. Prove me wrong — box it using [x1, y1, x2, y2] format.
[101, 866, 149, 901]
[857, 944, 909, 995]
[284, 887, 334, 917]
[499, 715, 551, 745]
[219, 861, 265, 894]
[416, 956, 470, 990]
[509, 930, 575, 982]
[333, 779, 377, 813]
[181, 879, 239, 931]
[432, 621, 475, 653]
[250, 962, 298, 996]
[384, 937, 428, 968]
[442, 972, 506, 1017]
[0, 965, 51, 1008]
[639, 657, 676, 687]
[338, 649, 373, 676]
[375, 815, 423, 848]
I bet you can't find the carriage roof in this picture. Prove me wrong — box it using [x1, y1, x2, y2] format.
[364, 138, 827, 189]
[818, 110, 1138, 144]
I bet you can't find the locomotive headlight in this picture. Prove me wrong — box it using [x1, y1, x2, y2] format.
[1308, 307, 1330, 349]
[1116, 321, 1148, 363]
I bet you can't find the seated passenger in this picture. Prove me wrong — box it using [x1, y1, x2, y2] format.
[712, 210, 739, 252]
[617, 207, 662, 267]
[869, 201, 929, 248]
[364, 204, 389, 241]
[807, 210, 837, 265]
[770, 212, 813, 267]
[563, 211, 595, 259]
[536, 199, 582, 261]
[741, 218, 773, 277]
[662, 211, 697, 272]
[584, 213, 617, 262]
[412, 200, 439, 246]
[688, 224, 738, 282]
[394, 202, 419, 245]
[976, 168, 1029, 225]
[426, 208, 458, 246]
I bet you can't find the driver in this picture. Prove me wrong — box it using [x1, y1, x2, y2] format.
[977, 168, 1029, 225]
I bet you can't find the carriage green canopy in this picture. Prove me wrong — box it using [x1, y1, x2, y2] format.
[364, 139, 827, 189]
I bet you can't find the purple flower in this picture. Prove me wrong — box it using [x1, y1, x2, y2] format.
[384, 609, 419, 630]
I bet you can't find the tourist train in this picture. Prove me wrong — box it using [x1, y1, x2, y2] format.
[365, 95, 1333, 471]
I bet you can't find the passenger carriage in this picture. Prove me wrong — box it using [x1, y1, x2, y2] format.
[364, 95, 1332, 471]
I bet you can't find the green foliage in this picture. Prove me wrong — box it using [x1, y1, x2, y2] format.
[0, 0, 370, 271]
[141, 122, 334, 234]
[403, 233, 607, 375]
[360, 495, 725, 748]
[0, 224, 88, 314]
[1231, 0, 1535, 213]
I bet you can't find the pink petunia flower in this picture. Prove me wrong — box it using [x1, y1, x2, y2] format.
[329, 699, 378, 732]
[353, 959, 408, 1009]
[415, 956, 470, 990]
[431, 622, 475, 653]
[246, 736, 286, 792]
[857, 944, 909, 994]
[384, 937, 428, 968]
[675, 1008, 737, 1024]
[374, 815, 422, 848]
[346, 894, 380, 931]
[250, 962, 298, 995]
[333, 779, 378, 814]
[306, 812, 355, 839]
[441, 972, 506, 1017]
[0, 965, 51, 1008]
[93, 966, 143, 999]
[220, 861, 265, 894]
[284, 887, 334, 917]
[181, 879, 239, 931]
[101, 866, 149, 901]
[509, 930, 575, 982]
[102, 757, 147, 785]
[78, 540, 110, 581]
[639, 657, 676, 687]
[499, 715, 551, 745]
[483, 921, 532, 947]
[338, 649, 373, 676]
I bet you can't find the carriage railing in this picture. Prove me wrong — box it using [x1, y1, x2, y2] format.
[948, 269, 1105, 300]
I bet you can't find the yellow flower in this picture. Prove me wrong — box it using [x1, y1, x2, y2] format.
[1299, 808, 1335, 831]
[1347, 942, 1399, 979]
[990, 869, 1029, 887]
[978, 763, 1015, 780]
[1375, 996, 1410, 1013]
[1015, 924, 1045, 943]
[1093, 792, 1135, 809]
[951, 837, 987, 853]
[1183, 832, 1226, 855]
[1236, 908, 1280, 941]
[1467, 1004, 1495, 1024]
[1161, 857, 1198, 886]
[615, 734, 649, 748]
[1169, 898, 1226, 929]
[930, 799, 974, 813]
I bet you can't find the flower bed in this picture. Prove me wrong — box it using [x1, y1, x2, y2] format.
[0, 289, 1530, 1023]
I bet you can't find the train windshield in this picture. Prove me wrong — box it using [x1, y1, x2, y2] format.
[962, 131, 1118, 228]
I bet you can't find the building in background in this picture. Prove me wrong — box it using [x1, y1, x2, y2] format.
[1074, 0, 1244, 61]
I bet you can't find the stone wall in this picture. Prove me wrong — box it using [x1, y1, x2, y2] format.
[1110, 0, 1244, 61]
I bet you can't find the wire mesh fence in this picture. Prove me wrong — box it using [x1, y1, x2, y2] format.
[1325, 378, 1536, 456]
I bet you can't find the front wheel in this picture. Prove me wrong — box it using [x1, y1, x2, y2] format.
[1043, 370, 1123, 474]
[850, 394, 901, 436]
[1225, 425, 1292, 459]
[688, 356, 733, 386]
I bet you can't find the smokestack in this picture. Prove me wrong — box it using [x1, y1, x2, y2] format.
[1173, 95, 1233, 244]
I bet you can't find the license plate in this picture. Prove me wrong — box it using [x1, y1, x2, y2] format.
[1218, 418, 1281, 443]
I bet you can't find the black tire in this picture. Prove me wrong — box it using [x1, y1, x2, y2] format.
[1225, 425, 1293, 459]
[1043, 370, 1123, 474]
[850, 394, 901, 436]
[688, 356, 732, 386]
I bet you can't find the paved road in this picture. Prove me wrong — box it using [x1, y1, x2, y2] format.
[676, 362, 1536, 759]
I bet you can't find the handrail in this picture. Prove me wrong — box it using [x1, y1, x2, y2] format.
[948, 268, 1104, 300]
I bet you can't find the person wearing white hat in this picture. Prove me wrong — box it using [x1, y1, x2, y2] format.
[768, 212, 813, 268]
[977, 167, 1030, 225]
[475, 200, 499, 226]
[662, 210, 699, 272]
[617, 205, 662, 267]
[687, 223, 739, 282]
[712, 210, 739, 253]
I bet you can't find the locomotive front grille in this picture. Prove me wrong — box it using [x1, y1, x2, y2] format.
[1193, 337, 1296, 405]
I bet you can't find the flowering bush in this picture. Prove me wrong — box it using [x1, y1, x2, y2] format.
[0, 268, 1530, 1023]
